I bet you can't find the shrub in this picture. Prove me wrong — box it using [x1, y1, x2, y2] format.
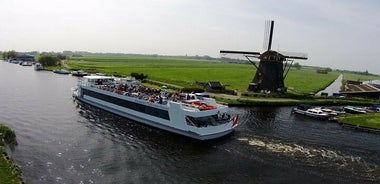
[181, 86, 205, 93]
[131, 72, 148, 80]
[0, 125, 17, 146]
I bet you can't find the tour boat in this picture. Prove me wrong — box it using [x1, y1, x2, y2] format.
[292, 104, 330, 120]
[72, 76, 238, 140]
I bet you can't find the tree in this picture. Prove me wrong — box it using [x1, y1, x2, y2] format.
[2, 52, 8, 59]
[57, 53, 66, 60]
[37, 55, 59, 66]
[293, 62, 302, 70]
[1, 50, 17, 60]
[7, 50, 17, 60]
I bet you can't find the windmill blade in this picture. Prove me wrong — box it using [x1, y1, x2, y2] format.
[278, 51, 308, 60]
[263, 20, 274, 51]
[220, 50, 260, 56]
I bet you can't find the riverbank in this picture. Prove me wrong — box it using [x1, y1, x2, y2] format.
[337, 113, 380, 132]
[211, 93, 379, 107]
[0, 124, 23, 184]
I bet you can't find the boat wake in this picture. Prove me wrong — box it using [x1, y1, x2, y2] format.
[236, 137, 379, 181]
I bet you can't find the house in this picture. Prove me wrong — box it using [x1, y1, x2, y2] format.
[17, 54, 35, 62]
[340, 82, 380, 99]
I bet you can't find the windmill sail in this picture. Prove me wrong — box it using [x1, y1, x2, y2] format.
[263, 20, 274, 51]
[278, 51, 308, 60]
[220, 50, 260, 56]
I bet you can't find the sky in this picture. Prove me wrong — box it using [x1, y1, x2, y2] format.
[1, 0, 379, 74]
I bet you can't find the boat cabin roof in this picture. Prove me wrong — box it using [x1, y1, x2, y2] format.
[307, 108, 326, 114]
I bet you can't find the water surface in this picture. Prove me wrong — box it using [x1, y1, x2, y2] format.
[0, 62, 379, 183]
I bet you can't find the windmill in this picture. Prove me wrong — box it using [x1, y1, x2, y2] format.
[220, 20, 308, 93]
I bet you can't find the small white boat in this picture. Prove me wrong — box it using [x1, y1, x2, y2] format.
[21, 61, 33, 66]
[344, 106, 366, 114]
[53, 69, 70, 74]
[321, 107, 346, 116]
[71, 70, 88, 77]
[292, 104, 330, 120]
[34, 63, 44, 71]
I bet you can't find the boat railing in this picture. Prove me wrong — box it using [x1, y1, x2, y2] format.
[79, 80, 224, 110]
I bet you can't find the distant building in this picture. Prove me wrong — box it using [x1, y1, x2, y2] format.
[340, 81, 380, 99]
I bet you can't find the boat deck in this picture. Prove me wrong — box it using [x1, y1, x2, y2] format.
[81, 82, 220, 112]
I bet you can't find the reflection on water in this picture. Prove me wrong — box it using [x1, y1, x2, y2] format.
[0, 62, 379, 183]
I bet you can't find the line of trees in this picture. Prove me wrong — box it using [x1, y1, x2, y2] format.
[2, 50, 18, 60]
[292, 62, 302, 70]
[316, 67, 333, 74]
[1, 50, 68, 67]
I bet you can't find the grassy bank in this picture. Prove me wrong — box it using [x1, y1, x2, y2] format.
[66, 56, 351, 94]
[61, 56, 380, 106]
[337, 113, 380, 130]
[0, 124, 22, 184]
[214, 95, 379, 106]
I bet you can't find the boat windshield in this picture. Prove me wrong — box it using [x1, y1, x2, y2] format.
[186, 113, 231, 127]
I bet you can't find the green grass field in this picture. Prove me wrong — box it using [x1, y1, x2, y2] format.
[337, 113, 380, 130]
[342, 72, 380, 82]
[66, 56, 380, 94]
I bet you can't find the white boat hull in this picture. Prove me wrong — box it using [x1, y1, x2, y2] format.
[73, 83, 237, 140]
[292, 108, 330, 120]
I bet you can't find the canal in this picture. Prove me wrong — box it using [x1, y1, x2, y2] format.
[0, 62, 379, 183]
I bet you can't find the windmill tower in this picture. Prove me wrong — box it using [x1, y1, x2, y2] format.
[221, 20, 308, 93]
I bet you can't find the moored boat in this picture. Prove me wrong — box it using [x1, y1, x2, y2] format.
[21, 61, 33, 66]
[34, 63, 44, 71]
[53, 69, 70, 74]
[321, 107, 346, 116]
[344, 106, 366, 114]
[365, 105, 380, 112]
[71, 70, 88, 77]
[292, 104, 330, 120]
[72, 76, 239, 140]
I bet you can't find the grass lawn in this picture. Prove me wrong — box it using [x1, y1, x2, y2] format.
[337, 113, 380, 129]
[342, 72, 380, 82]
[0, 147, 21, 184]
[0, 125, 22, 184]
[65, 56, 376, 94]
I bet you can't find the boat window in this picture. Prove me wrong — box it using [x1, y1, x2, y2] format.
[186, 113, 231, 127]
[82, 88, 170, 120]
